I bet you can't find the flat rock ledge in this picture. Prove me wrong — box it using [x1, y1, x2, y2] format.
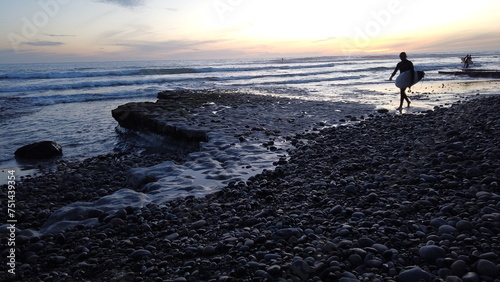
[112, 90, 217, 142]
[111, 89, 374, 143]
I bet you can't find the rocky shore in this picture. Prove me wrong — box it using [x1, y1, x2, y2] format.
[2, 94, 500, 281]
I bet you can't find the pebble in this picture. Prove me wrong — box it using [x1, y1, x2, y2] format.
[450, 260, 467, 277]
[456, 220, 474, 231]
[476, 259, 498, 278]
[291, 258, 311, 280]
[419, 245, 446, 260]
[129, 249, 152, 259]
[398, 267, 432, 282]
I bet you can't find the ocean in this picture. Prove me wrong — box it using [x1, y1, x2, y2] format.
[1, 52, 499, 173]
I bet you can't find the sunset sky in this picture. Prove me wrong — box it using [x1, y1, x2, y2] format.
[1, 0, 499, 63]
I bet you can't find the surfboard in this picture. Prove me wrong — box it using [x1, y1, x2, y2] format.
[461, 57, 473, 65]
[395, 70, 425, 88]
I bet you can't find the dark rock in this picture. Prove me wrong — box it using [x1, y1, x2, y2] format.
[450, 260, 467, 277]
[191, 220, 207, 229]
[398, 267, 432, 282]
[419, 245, 446, 260]
[48, 255, 67, 265]
[420, 174, 438, 183]
[266, 265, 281, 277]
[466, 167, 483, 178]
[476, 259, 498, 278]
[462, 272, 479, 282]
[14, 141, 62, 159]
[344, 185, 357, 194]
[456, 220, 474, 231]
[129, 249, 152, 259]
[291, 258, 311, 280]
[273, 228, 301, 240]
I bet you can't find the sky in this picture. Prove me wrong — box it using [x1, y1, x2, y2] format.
[0, 0, 499, 63]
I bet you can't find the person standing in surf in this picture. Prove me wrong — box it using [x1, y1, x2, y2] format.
[389, 52, 414, 110]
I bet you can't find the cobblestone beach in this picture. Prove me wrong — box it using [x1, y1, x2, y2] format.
[2, 94, 499, 281]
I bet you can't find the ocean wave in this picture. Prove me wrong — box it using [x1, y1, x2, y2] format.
[26, 91, 155, 106]
[0, 68, 339, 93]
[204, 62, 335, 74]
[138, 68, 199, 75]
[230, 75, 363, 87]
[0, 62, 335, 81]
[0, 76, 204, 93]
[0, 68, 200, 80]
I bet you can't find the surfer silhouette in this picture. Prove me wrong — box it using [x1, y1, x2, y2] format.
[389, 52, 414, 110]
[463, 54, 472, 68]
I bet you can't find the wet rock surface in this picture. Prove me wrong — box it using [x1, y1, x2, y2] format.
[14, 141, 63, 160]
[2, 95, 500, 281]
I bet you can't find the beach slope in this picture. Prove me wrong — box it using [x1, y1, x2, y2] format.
[3, 95, 500, 281]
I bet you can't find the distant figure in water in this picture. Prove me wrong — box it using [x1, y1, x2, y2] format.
[463, 54, 472, 68]
[389, 52, 414, 110]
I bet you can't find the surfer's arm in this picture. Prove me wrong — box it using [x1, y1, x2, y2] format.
[389, 65, 399, 80]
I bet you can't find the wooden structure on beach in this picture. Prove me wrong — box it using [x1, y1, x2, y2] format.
[439, 69, 500, 78]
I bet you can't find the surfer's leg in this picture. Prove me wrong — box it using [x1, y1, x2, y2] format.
[398, 88, 406, 110]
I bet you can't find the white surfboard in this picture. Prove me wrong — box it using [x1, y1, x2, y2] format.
[395, 70, 424, 88]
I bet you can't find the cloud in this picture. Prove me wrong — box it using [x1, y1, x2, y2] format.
[96, 0, 145, 8]
[115, 39, 223, 53]
[23, 41, 65, 47]
[418, 30, 500, 52]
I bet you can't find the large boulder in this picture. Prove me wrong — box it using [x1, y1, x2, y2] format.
[14, 141, 63, 159]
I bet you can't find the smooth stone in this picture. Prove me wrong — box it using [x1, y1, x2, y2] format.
[398, 267, 432, 282]
[14, 141, 63, 159]
[202, 246, 216, 256]
[445, 276, 463, 282]
[339, 278, 360, 282]
[479, 252, 498, 260]
[430, 218, 447, 228]
[48, 255, 67, 264]
[462, 272, 479, 282]
[273, 228, 301, 240]
[456, 220, 474, 231]
[420, 174, 438, 182]
[358, 237, 375, 247]
[266, 265, 281, 276]
[330, 205, 343, 214]
[448, 142, 465, 150]
[348, 254, 363, 266]
[264, 254, 281, 261]
[344, 185, 357, 194]
[450, 260, 467, 276]
[366, 258, 383, 268]
[129, 249, 152, 259]
[439, 225, 457, 234]
[476, 259, 498, 278]
[372, 243, 388, 254]
[419, 245, 446, 260]
[466, 167, 482, 178]
[191, 220, 207, 229]
[291, 258, 311, 280]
